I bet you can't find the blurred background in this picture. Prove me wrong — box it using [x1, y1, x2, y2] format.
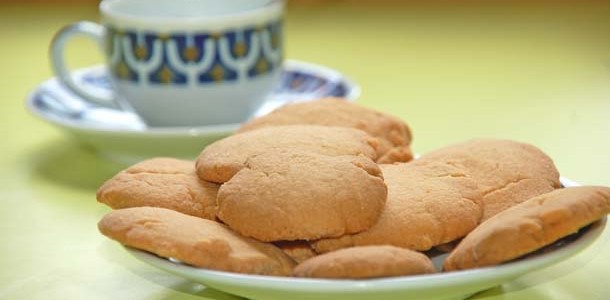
[2, 1, 610, 299]
[2, 0, 610, 184]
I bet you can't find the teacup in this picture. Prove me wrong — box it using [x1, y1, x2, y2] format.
[51, 0, 284, 126]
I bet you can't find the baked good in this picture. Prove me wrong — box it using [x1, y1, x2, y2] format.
[274, 241, 317, 264]
[238, 98, 413, 163]
[312, 161, 482, 253]
[98, 207, 296, 276]
[97, 158, 218, 220]
[196, 125, 379, 183]
[443, 186, 610, 271]
[420, 139, 560, 221]
[293, 245, 435, 279]
[217, 150, 387, 241]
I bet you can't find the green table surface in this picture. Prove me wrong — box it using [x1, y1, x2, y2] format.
[2, 2, 610, 299]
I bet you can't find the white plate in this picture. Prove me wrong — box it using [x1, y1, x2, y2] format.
[26, 60, 359, 164]
[124, 178, 605, 300]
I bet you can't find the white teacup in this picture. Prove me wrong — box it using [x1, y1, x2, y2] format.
[51, 0, 284, 126]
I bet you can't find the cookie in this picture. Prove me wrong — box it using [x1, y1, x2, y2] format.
[238, 98, 413, 163]
[217, 150, 387, 241]
[97, 158, 218, 220]
[98, 207, 296, 276]
[312, 161, 482, 253]
[274, 241, 317, 264]
[444, 186, 610, 271]
[196, 125, 379, 183]
[420, 139, 560, 221]
[293, 245, 435, 279]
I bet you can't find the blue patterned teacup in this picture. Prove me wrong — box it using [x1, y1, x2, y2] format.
[51, 0, 283, 126]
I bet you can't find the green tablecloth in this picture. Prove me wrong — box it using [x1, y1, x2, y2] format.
[2, 2, 610, 299]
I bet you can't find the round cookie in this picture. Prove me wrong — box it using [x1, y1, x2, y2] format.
[196, 125, 379, 183]
[312, 161, 482, 253]
[98, 207, 296, 276]
[238, 98, 413, 164]
[293, 245, 435, 279]
[420, 139, 560, 221]
[443, 186, 610, 271]
[97, 158, 218, 220]
[217, 150, 387, 241]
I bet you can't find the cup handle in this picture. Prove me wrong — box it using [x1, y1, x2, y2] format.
[50, 21, 120, 109]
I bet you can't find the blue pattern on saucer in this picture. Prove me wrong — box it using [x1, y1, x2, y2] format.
[35, 60, 360, 129]
[81, 61, 353, 99]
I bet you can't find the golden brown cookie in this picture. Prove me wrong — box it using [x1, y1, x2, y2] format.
[274, 241, 317, 264]
[97, 158, 218, 220]
[98, 207, 296, 276]
[444, 186, 610, 271]
[196, 125, 379, 183]
[293, 245, 435, 279]
[217, 150, 387, 242]
[238, 98, 413, 163]
[420, 139, 560, 221]
[312, 161, 482, 253]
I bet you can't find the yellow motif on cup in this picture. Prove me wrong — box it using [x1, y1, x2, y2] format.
[183, 46, 199, 62]
[159, 65, 173, 84]
[211, 64, 224, 81]
[233, 42, 246, 57]
[135, 45, 148, 60]
[256, 58, 268, 74]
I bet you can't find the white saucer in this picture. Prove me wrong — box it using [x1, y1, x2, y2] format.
[26, 60, 360, 163]
[124, 178, 606, 300]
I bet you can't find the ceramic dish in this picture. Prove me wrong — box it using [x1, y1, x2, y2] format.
[124, 178, 605, 300]
[26, 59, 359, 164]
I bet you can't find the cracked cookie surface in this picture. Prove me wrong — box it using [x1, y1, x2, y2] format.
[312, 161, 482, 253]
[237, 98, 413, 164]
[98, 207, 296, 276]
[444, 186, 610, 271]
[420, 139, 560, 221]
[97, 158, 219, 220]
[293, 245, 435, 279]
[196, 125, 379, 183]
[217, 150, 387, 242]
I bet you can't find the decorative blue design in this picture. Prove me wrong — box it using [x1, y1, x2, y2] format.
[80, 63, 352, 99]
[116, 37, 140, 82]
[328, 83, 348, 97]
[82, 72, 112, 90]
[275, 70, 334, 94]
[198, 35, 238, 83]
[105, 18, 283, 86]
[172, 34, 204, 63]
[148, 34, 188, 85]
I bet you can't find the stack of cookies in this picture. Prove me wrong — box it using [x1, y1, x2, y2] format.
[97, 98, 610, 279]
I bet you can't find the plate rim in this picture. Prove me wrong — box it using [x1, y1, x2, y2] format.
[125, 218, 605, 292]
[122, 177, 606, 293]
[25, 59, 359, 137]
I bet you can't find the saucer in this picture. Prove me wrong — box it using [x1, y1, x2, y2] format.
[27, 60, 360, 164]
